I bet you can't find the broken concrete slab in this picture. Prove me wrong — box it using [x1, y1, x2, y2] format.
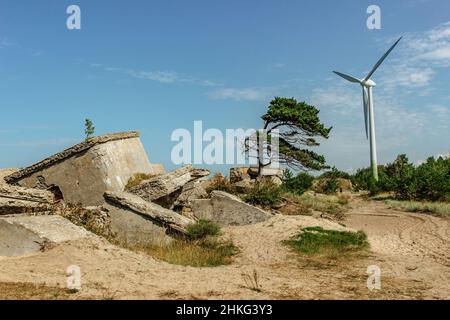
[102, 203, 173, 245]
[104, 191, 193, 235]
[0, 168, 18, 185]
[128, 165, 210, 204]
[192, 191, 272, 226]
[5, 132, 165, 206]
[0, 215, 90, 257]
[174, 180, 208, 209]
[0, 185, 55, 215]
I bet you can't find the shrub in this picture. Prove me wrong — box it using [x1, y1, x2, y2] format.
[351, 154, 449, 202]
[414, 156, 450, 202]
[281, 170, 314, 195]
[205, 173, 237, 195]
[243, 181, 283, 207]
[319, 167, 340, 194]
[186, 219, 221, 240]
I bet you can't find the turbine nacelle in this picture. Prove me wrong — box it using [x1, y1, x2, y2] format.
[361, 79, 376, 87]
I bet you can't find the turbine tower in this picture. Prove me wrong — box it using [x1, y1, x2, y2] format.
[333, 37, 402, 181]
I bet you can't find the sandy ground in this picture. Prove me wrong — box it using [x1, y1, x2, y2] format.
[0, 196, 449, 300]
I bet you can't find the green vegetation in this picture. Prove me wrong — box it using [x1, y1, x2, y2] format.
[281, 169, 314, 195]
[385, 199, 450, 217]
[284, 226, 369, 258]
[320, 167, 340, 194]
[245, 97, 332, 174]
[243, 181, 283, 207]
[84, 118, 95, 141]
[186, 219, 221, 240]
[352, 154, 450, 202]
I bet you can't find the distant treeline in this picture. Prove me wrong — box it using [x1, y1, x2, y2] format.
[347, 154, 450, 202]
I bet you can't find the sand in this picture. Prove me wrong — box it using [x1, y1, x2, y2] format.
[0, 196, 448, 299]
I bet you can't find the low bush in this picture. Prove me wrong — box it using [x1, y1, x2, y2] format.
[243, 181, 283, 207]
[205, 173, 237, 195]
[281, 170, 314, 195]
[186, 219, 221, 240]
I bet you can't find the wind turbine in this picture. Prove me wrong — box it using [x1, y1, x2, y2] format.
[333, 37, 402, 181]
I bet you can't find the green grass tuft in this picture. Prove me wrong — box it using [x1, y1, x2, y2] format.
[284, 226, 369, 258]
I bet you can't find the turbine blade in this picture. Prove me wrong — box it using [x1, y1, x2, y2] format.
[364, 37, 402, 81]
[362, 87, 369, 140]
[333, 71, 361, 84]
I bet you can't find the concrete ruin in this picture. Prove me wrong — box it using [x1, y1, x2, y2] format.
[128, 165, 210, 208]
[0, 215, 90, 257]
[0, 131, 277, 255]
[5, 132, 165, 206]
[0, 184, 55, 215]
[192, 191, 272, 226]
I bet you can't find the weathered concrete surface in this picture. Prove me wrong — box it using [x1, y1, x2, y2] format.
[104, 191, 193, 234]
[5, 132, 165, 206]
[103, 203, 172, 245]
[0, 215, 90, 257]
[0, 168, 18, 185]
[174, 179, 208, 208]
[192, 191, 272, 226]
[0, 185, 55, 215]
[128, 165, 209, 203]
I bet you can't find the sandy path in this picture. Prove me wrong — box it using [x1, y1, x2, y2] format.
[0, 197, 448, 299]
[345, 197, 450, 299]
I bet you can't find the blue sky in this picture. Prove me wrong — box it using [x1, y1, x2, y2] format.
[0, 0, 449, 173]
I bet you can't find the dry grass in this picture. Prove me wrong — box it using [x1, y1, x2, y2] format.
[119, 238, 237, 267]
[282, 192, 349, 218]
[385, 199, 450, 217]
[0, 282, 79, 300]
[241, 269, 262, 292]
[205, 173, 237, 195]
[125, 173, 159, 190]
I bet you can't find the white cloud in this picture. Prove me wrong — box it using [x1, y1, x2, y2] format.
[311, 86, 360, 115]
[208, 87, 272, 101]
[127, 70, 180, 83]
[0, 37, 14, 48]
[378, 21, 450, 90]
[91, 64, 219, 87]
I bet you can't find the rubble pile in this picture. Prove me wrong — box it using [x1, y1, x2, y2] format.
[1, 132, 278, 254]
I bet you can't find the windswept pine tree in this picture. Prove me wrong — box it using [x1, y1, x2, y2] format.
[246, 97, 332, 175]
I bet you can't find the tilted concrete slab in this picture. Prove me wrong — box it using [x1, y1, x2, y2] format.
[192, 191, 272, 226]
[4, 132, 165, 206]
[0, 215, 90, 257]
[0, 185, 55, 215]
[128, 165, 209, 204]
